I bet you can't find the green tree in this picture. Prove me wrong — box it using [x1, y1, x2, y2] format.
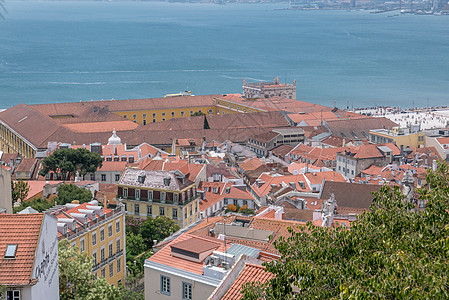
[126, 233, 146, 257]
[57, 183, 92, 205]
[13, 197, 54, 213]
[203, 116, 210, 129]
[39, 148, 102, 180]
[242, 162, 449, 299]
[11, 179, 30, 204]
[58, 239, 120, 300]
[192, 111, 206, 116]
[140, 216, 180, 248]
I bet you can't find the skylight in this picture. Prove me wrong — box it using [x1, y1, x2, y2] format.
[4, 244, 18, 258]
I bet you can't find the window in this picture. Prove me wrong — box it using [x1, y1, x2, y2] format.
[161, 276, 171, 295]
[182, 282, 193, 300]
[92, 232, 97, 246]
[147, 205, 152, 216]
[143, 114, 147, 118]
[109, 262, 114, 278]
[117, 257, 121, 273]
[162, 112, 166, 116]
[133, 114, 136, 119]
[115, 174, 120, 181]
[149, 191, 153, 200]
[100, 247, 105, 262]
[116, 220, 120, 233]
[190, 111, 193, 116]
[108, 243, 113, 257]
[100, 228, 105, 242]
[116, 238, 121, 252]
[124, 202, 127, 211]
[159, 207, 165, 216]
[134, 204, 140, 215]
[6, 290, 20, 300]
[93, 252, 97, 265]
[108, 224, 112, 237]
[161, 192, 166, 202]
[172, 208, 178, 219]
[153, 113, 156, 117]
[153, 119, 156, 123]
[162, 118, 165, 122]
[123, 188, 128, 198]
[90, 173, 95, 181]
[143, 120, 147, 125]
[208, 109, 213, 114]
[80, 238, 85, 252]
[135, 189, 140, 200]
[123, 115, 127, 119]
[181, 111, 184, 116]
[171, 111, 175, 116]
[101, 268, 105, 278]
[100, 174, 106, 181]
[4, 244, 17, 258]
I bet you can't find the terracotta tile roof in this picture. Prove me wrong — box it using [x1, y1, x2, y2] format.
[148, 233, 224, 275]
[199, 192, 224, 211]
[62, 120, 138, 133]
[0, 213, 44, 285]
[97, 161, 127, 172]
[218, 95, 332, 114]
[325, 117, 398, 140]
[288, 144, 313, 157]
[252, 173, 311, 197]
[251, 131, 279, 143]
[360, 165, 383, 176]
[222, 263, 274, 300]
[270, 144, 293, 158]
[238, 157, 265, 172]
[320, 181, 381, 210]
[437, 136, 449, 145]
[304, 171, 346, 185]
[15, 158, 37, 173]
[171, 237, 219, 254]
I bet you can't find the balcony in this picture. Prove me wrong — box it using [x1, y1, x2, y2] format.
[118, 194, 199, 206]
[92, 249, 124, 272]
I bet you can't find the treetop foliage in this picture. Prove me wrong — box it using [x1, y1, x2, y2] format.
[39, 148, 102, 180]
[57, 183, 93, 205]
[242, 161, 449, 299]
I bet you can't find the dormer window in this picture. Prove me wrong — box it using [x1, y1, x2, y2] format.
[5, 244, 18, 258]
[225, 187, 230, 194]
[212, 187, 219, 194]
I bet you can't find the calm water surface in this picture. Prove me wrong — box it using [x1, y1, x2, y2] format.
[1, 1, 449, 108]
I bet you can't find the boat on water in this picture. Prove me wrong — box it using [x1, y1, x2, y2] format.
[164, 91, 193, 98]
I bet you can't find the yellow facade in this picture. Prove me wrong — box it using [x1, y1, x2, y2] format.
[115, 106, 217, 125]
[119, 183, 200, 228]
[67, 210, 126, 286]
[122, 197, 200, 228]
[370, 129, 425, 149]
[113, 97, 266, 125]
[0, 123, 36, 158]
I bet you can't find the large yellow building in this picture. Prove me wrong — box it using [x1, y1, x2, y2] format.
[118, 168, 200, 228]
[369, 128, 425, 150]
[48, 200, 126, 286]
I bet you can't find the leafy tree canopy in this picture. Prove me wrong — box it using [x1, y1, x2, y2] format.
[39, 148, 102, 180]
[58, 239, 120, 300]
[57, 183, 92, 205]
[11, 179, 29, 204]
[243, 162, 449, 299]
[13, 197, 54, 213]
[140, 216, 180, 247]
[126, 233, 146, 257]
[192, 111, 206, 116]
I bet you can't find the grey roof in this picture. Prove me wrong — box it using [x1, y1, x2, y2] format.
[17, 206, 39, 214]
[377, 145, 393, 154]
[118, 168, 194, 191]
[226, 244, 260, 259]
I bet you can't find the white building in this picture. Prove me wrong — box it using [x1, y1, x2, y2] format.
[0, 213, 59, 300]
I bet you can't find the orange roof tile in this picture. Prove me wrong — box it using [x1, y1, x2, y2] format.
[148, 233, 225, 275]
[0, 214, 44, 285]
[222, 263, 274, 300]
[62, 120, 138, 133]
